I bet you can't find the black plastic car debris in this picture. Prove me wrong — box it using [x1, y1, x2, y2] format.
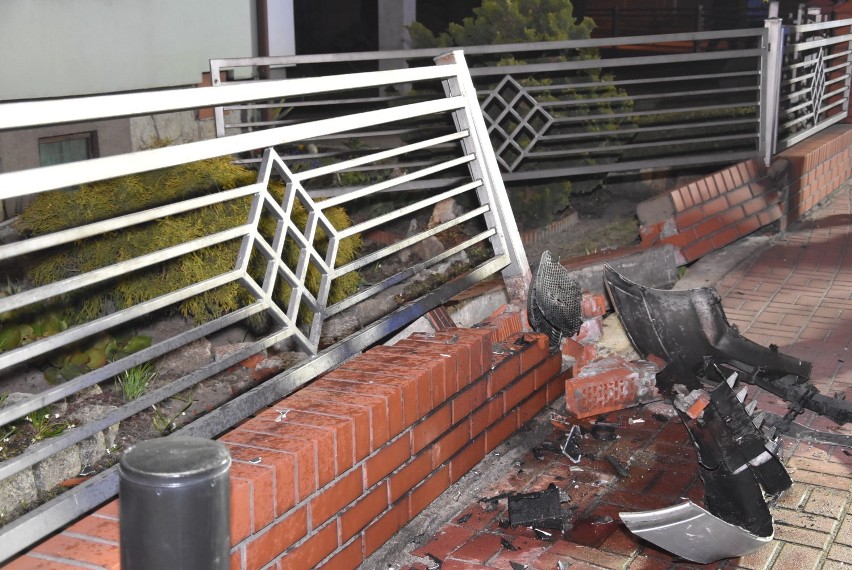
[603, 265, 851, 424]
[507, 483, 566, 530]
[601, 265, 850, 563]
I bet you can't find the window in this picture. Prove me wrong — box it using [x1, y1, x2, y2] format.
[38, 132, 98, 166]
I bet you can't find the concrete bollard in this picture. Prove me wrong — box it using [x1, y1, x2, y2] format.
[119, 436, 231, 569]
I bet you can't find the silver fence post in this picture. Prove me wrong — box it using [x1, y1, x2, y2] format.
[119, 437, 231, 570]
[763, 17, 785, 166]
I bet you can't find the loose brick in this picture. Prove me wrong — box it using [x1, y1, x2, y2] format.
[581, 292, 608, 318]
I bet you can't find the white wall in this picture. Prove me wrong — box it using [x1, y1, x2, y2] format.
[0, 0, 257, 101]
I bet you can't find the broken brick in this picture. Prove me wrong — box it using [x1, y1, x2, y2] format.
[565, 356, 660, 419]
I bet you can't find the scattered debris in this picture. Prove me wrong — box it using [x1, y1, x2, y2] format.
[509, 562, 527, 570]
[456, 512, 472, 524]
[500, 537, 519, 551]
[528, 251, 583, 346]
[605, 455, 629, 478]
[248, 457, 262, 464]
[560, 425, 582, 463]
[591, 515, 614, 525]
[652, 412, 670, 422]
[425, 553, 443, 568]
[532, 527, 554, 540]
[590, 422, 616, 441]
[507, 484, 567, 530]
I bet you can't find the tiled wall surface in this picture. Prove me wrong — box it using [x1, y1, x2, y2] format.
[6, 311, 566, 570]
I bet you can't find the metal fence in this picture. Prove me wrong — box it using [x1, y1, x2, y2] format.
[775, 17, 852, 150]
[212, 29, 771, 192]
[0, 51, 528, 563]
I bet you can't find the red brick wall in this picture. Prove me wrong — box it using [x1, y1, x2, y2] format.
[638, 124, 852, 265]
[6, 311, 565, 570]
[778, 125, 852, 223]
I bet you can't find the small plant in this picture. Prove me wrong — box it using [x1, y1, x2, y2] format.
[24, 406, 69, 443]
[117, 362, 157, 401]
[0, 425, 17, 459]
[151, 390, 196, 435]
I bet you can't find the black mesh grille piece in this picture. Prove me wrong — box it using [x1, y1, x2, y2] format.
[528, 251, 583, 347]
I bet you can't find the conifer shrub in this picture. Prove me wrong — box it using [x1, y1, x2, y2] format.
[17, 156, 361, 327]
[408, 0, 635, 228]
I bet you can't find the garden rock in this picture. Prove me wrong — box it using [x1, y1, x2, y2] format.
[33, 446, 81, 493]
[0, 470, 37, 521]
[68, 404, 120, 450]
[428, 198, 463, 229]
[155, 338, 214, 383]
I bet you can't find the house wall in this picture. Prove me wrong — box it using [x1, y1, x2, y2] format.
[0, 0, 256, 101]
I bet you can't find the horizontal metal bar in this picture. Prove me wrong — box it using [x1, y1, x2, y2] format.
[0, 184, 261, 262]
[339, 180, 482, 239]
[209, 29, 765, 71]
[501, 150, 760, 181]
[293, 131, 468, 182]
[0, 97, 466, 200]
[0, 305, 265, 427]
[551, 101, 757, 124]
[528, 132, 757, 159]
[469, 48, 763, 77]
[332, 205, 490, 279]
[329, 228, 495, 316]
[540, 85, 757, 108]
[0, 64, 463, 131]
[539, 117, 757, 142]
[0, 270, 244, 372]
[778, 112, 849, 149]
[0, 226, 249, 318]
[317, 154, 476, 210]
[307, 176, 469, 199]
[789, 32, 852, 54]
[786, 17, 852, 34]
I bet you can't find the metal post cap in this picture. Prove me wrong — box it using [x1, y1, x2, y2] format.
[119, 436, 231, 487]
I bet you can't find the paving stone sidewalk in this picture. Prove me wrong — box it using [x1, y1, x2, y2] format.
[388, 184, 852, 570]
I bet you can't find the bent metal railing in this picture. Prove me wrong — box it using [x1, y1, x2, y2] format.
[211, 28, 771, 189]
[775, 17, 852, 150]
[0, 51, 528, 563]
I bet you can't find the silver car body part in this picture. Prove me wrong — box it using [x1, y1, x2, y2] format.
[619, 500, 773, 564]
